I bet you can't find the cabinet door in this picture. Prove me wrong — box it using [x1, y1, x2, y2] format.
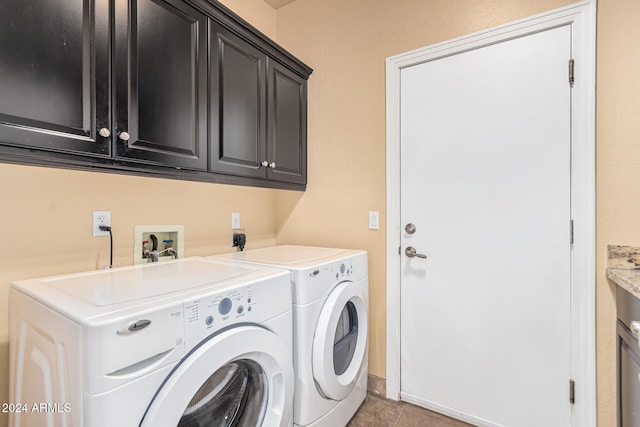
[266, 59, 307, 185]
[0, 0, 110, 156]
[114, 0, 207, 170]
[209, 24, 267, 179]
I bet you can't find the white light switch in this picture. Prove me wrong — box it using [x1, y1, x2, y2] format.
[368, 211, 380, 230]
[231, 212, 241, 229]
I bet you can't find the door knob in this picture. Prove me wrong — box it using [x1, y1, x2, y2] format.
[269, 162, 276, 169]
[405, 246, 427, 259]
[405, 223, 416, 234]
[261, 161, 269, 167]
[98, 128, 111, 138]
[119, 131, 130, 142]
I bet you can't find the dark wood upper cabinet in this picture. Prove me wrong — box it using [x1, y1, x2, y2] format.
[0, 0, 312, 189]
[0, 0, 110, 157]
[114, 0, 208, 170]
[209, 24, 267, 178]
[267, 59, 307, 185]
[210, 25, 308, 185]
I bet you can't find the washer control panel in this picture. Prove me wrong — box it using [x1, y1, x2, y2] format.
[183, 285, 256, 348]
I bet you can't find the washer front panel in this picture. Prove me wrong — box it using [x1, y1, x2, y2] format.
[141, 325, 293, 427]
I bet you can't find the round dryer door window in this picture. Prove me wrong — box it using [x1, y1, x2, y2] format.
[140, 326, 294, 427]
[312, 280, 368, 401]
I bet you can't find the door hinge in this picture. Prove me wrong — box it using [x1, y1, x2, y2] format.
[569, 59, 575, 86]
[570, 219, 574, 244]
[569, 379, 575, 404]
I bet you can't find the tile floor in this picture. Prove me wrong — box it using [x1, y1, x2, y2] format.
[347, 394, 474, 427]
[347, 376, 474, 427]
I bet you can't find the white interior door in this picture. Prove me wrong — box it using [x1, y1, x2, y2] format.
[399, 25, 572, 427]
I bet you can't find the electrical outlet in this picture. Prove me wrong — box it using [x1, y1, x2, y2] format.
[231, 212, 241, 229]
[93, 211, 111, 236]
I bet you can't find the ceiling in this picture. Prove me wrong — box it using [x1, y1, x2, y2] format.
[264, 0, 297, 9]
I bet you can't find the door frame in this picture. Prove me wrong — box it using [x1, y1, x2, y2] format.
[385, 1, 596, 426]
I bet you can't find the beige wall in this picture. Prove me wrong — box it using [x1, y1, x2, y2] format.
[220, 0, 276, 38]
[274, 0, 639, 426]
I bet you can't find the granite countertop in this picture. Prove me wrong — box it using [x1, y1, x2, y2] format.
[607, 245, 640, 299]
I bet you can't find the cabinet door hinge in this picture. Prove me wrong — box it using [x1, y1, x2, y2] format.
[570, 219, 574, 245]
[569, 379, 575, 404]
[569, 59, 575, 87]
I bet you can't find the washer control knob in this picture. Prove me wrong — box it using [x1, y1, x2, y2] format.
[205, 315, 214, 326]
[237, 305, 244, 314]
[340, 263, 346, 274]
[219, 298, 232, 315]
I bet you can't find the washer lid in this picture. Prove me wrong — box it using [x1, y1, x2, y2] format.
[47, 259, 257, 306]
[11, 258, 281, 318]
[217, 245, 359, 269]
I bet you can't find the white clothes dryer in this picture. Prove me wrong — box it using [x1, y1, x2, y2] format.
[212, 246, 368, 427]
[9, 257, 294, 427]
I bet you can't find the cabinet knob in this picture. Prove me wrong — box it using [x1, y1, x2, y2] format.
[269, 162, 276, 169]
[119, 131, 130, 142]
[98, 128, 111, 138]
[261, 161, 269, 167]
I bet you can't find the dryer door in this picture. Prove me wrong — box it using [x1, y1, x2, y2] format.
[140, 326, 293, 427]
[312, 280, 368, 400]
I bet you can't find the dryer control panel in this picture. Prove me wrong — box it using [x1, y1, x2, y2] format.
[334, 261, 354, 280]
[294, 253, 368, 305]
[307, 261, 354, 284]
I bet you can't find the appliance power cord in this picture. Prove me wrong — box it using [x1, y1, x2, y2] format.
[99, 225, 113, 268]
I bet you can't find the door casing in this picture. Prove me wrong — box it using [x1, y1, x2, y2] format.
[385, 1, 596, 426]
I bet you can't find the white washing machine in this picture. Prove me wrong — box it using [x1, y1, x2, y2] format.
[9, 257, 294, 427]
[212, 246, 368, 427]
